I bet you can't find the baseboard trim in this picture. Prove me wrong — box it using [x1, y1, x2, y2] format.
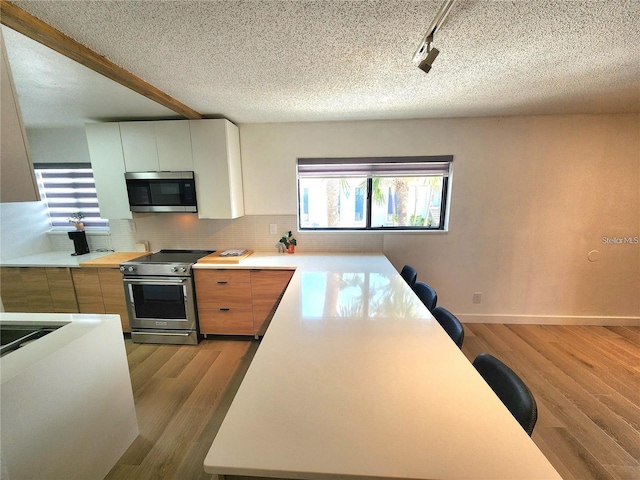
[455, 314, 640, 326]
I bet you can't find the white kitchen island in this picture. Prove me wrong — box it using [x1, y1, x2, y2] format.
[201, 253, 561, 480]
[0, 312, 138, 480]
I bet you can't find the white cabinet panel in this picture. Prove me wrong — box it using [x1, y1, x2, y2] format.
[85, 123, 132, 219]
[1, 36, 39, 202]
[191, 119, 244, 219]
[121, 121, 193, 172]
[120, 122, 158, 171]
[155, 120, 193, 170]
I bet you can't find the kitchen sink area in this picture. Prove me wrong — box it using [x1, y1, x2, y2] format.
[0, 324, 61, 357]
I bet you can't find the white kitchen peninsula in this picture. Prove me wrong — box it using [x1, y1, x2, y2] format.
[201, 254, 561, 480]
[0, 313, 138, 480]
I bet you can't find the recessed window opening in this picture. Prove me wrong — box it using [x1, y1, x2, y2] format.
[34, 163, 109, 229]
[297, 156, 452, 231]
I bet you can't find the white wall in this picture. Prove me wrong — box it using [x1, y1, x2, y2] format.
[26, 126, 91, 164]
[0, 202, 51, 260]
[239, 114, 640, 323]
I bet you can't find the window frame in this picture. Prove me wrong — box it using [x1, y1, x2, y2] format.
[297, 156, 452, 232]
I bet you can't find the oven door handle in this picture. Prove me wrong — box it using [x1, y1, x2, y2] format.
[132, 331, 192, 337]
[124, 277, 187, 285]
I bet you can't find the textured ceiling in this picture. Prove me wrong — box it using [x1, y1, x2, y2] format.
[3, 0, 640, 128]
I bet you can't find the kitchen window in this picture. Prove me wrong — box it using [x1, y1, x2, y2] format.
[297, 156, 452, 231]
[34, 163, 109, 229]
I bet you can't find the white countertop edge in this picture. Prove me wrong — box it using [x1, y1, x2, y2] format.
[0, 250, 115, 268]
[0, 313, 122, 382]
[193, 252, 386, 270]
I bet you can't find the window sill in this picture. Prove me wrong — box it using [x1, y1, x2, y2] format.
[46, 228, 111, 236]
[298, 228, 448, 234]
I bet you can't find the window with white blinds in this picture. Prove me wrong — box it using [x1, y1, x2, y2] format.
[34, 163, 109, 228]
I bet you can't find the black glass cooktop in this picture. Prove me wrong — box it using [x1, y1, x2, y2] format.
[132, 249, 215, 265]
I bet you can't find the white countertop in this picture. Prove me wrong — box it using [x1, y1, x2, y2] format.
[0, 312, 139, 479]
[0, 312, 119, 381]
[0, 250, 114, 267]
[204, 253, 561, 479]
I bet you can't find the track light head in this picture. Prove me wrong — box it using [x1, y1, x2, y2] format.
[412, 0, 456, 74]
[418, 47, 439, 74]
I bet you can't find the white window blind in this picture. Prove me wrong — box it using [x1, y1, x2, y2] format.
[34, 163, 109, 228]
[297, 156, 452, 177]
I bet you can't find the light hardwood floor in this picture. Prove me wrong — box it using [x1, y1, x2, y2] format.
[107, 325, 639, 480]
[106, 337, 259, 480]
[462, 324, 640, 480]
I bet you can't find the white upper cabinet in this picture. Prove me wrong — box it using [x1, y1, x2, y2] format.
[1, 35, 39, 203]
[120, 122, 157, 171]
[120, 120, 193, 172]
[85, 123, 132, 219]
[85, 119, 243, 220]
[191, 119, 245, 219]
[155, 121, 193, 171]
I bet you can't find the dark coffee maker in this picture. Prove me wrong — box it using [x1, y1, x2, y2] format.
[68, 231, 90, 256]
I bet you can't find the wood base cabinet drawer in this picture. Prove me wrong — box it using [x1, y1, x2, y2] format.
[194, 268, 294, 337]
[195, 269, 250, 284]
[196, 283, 252, 308]
[199, 308, 253, 335]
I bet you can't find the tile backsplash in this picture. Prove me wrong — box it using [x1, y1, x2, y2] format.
[49, 214, 384, 254]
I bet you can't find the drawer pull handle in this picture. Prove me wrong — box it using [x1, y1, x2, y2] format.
[217, 281, 228, 285]
[219, 308, 230, 311]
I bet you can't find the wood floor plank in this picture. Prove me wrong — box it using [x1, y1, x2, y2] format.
[154, 344, 216, 379]
[506, 327, 640, 463]
[128, 346, 182, 397]
[534, 426, 619, 480]
[466, 322, 514, 353]
[184, 340, 251, 409]
[605, 326, 640, 347]
[604, 464, 640, 480]
[550, 333, 640, 408]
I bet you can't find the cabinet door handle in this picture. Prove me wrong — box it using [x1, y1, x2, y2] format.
[217, 281, 228, 284]
[219, 308, 230, 311]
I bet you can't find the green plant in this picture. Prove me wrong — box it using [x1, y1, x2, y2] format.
[68, 212, 85, 224]
[279, 231, 297, 248]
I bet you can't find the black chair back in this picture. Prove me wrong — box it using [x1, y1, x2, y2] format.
[412, 281, 437, 312]
[400, 265, 417, 287]
[472, 353, 538, 436]
[431, 306, 464, 348]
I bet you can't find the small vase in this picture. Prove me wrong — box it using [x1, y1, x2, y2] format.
[74, 222, 84, 230]
[287, 244, 295, 254]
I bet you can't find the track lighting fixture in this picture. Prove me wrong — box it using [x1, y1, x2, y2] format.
[413, 0, 457, 74]
[417, 36, 440, 74]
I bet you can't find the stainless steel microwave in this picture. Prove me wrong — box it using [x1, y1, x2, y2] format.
[125, 171, 197, 213]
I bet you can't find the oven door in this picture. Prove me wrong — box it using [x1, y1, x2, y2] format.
[124, 276, 197, 331]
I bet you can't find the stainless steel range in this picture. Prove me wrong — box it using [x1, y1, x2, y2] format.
[120, 249, 214, 345]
